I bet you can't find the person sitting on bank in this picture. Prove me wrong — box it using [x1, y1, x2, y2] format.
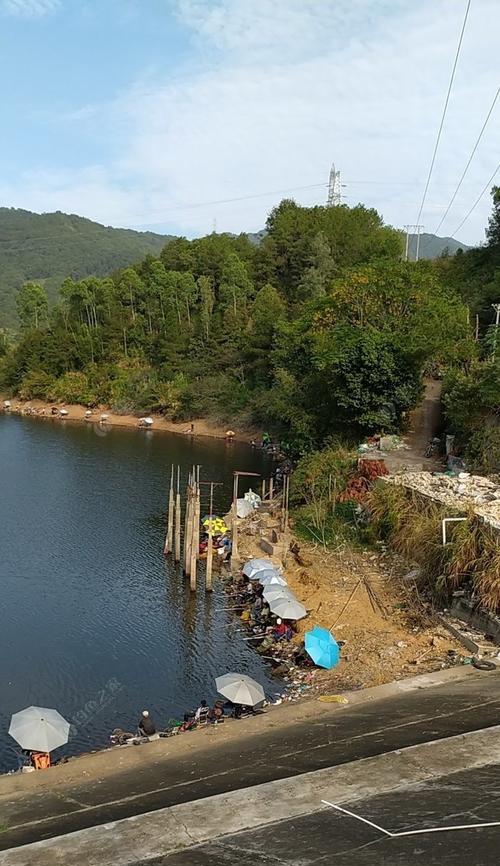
[208, 701, 225, 723]
[260, 601, 271, 624]
[195, 699, 210, 724]
[273, 618, 289, 641]
[138, 709, 156, 736]
[31, 751, 51, 770]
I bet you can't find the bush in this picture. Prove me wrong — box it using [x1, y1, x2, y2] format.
[466, 424, 500, 474]
[18, 370, 56, 400]
[290, 443, 358, 548]
[52, 371, 97, 406]
[291, 442, 357, 506]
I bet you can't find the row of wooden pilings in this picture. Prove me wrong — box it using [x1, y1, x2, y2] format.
[163, 466, 291, 592]
[163, 465, 216, 592]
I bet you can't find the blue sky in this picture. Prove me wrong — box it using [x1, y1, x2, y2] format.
[0, 0, 499, 245]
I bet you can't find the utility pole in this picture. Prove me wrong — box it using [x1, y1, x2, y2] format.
[492, 303, 500, 360]
[415, 225, 424, 262]
[403, 225, 424, 261]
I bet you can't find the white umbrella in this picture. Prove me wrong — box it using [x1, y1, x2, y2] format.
[259, 573, 288, 587]
[215, 673, 265, 706]
[269, 597, 307, 620]
[263, 585, 296, 603]
[242, 558, 273, 578]
[9, 706, 70, 753]
[252, 568, 282, 583]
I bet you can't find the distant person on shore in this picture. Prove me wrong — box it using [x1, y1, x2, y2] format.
[138, 710, 156, 737]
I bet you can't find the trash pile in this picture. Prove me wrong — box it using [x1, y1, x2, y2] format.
[387, 472, 500, 530]
[358, 434, 409, 454]
[340, 458, 389, 503]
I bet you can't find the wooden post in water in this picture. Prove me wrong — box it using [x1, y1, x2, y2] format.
[184, 474, 193, 576]
[269, 476, 274, 501]
[261, 478, 266, 501]
[194, 466, 201, 560]
[174, 465, 181, 562]
[206, 482, 214, 591]
[190, 479, 199, 591]
[164, 464, 174, 554]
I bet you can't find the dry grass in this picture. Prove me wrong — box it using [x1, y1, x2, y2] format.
[367, 481, 500, 611]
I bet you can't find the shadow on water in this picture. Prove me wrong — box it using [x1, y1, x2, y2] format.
[0, 415, 279, 772]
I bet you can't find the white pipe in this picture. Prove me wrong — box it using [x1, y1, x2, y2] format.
[442, 517, 467, 545]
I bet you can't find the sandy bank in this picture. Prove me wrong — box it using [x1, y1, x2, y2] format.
[0, 396, 261, 444]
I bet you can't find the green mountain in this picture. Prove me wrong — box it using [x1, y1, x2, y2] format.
[244, 229, 470, 259]
[405, 232, 470, 260]
[0, 208, 169, 327]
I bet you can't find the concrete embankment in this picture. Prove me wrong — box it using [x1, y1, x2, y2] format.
[1, 722, 500, 866]
[0, 667, 499, 854]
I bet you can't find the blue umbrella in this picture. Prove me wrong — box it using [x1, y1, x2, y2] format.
[305, 626, 340, 670]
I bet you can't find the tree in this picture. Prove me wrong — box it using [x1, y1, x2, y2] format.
[198, 276, 215, 341]
[486, 186, 500, 247]
[250, 284, 285, 343]
[16, 283, 49, 330]
[269, 261, 472, 443]
[219, 252, 253, 320]
[297, 232, 335, 302]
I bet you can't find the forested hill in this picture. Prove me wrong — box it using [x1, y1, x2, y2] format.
[0, 208, 168, 327]
[1, 199, 478, 456]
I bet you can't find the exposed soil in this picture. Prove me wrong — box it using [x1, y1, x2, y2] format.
[0, 397, 260, 443]
[235, 508, 464, 693]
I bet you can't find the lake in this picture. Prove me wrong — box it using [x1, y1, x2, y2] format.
[0, 414, 277, 772]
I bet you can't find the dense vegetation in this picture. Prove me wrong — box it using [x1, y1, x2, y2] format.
[1, 196, 498, 467]
[0, 208, 168, 327]
[437, 187, 500, 472]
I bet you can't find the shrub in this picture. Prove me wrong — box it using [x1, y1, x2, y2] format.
[18, 370, 56, 400]
[52, 371, 97, 406]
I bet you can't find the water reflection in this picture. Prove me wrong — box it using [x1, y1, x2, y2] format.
[0, 415, 277, 772]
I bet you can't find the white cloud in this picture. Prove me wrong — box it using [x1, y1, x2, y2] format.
[8, 0, 500, 245]
[1, 0, 60, 17]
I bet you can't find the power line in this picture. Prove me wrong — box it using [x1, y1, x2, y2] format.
[432, 87, 500, 236]
[415, 0, 472, 227]
[449, 157, 500, 238]
[136, 182, 328, 224]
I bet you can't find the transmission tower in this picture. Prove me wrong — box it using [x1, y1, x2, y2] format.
[327, 163, 342, 206]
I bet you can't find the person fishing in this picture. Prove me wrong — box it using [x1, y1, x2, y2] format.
[138, 710, 156, 736]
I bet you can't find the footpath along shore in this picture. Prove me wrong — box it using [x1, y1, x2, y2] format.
[0, 396, 260, 444]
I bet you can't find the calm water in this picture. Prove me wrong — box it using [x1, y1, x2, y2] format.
[0, 415, 277, 772]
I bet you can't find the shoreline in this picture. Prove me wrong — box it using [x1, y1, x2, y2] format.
[0, 664, 484, 795]
[0, 395, 261, 444]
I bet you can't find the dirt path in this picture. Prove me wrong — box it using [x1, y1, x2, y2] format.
[383, 378, 443, 473]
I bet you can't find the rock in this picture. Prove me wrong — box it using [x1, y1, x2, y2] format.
[396, 641, 407, 648]
[403, 567, 421, 584]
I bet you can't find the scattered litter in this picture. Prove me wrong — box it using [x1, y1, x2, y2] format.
[318, 695, 349, 704]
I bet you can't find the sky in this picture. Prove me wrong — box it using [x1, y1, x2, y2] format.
[0, 0, 499, 245]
